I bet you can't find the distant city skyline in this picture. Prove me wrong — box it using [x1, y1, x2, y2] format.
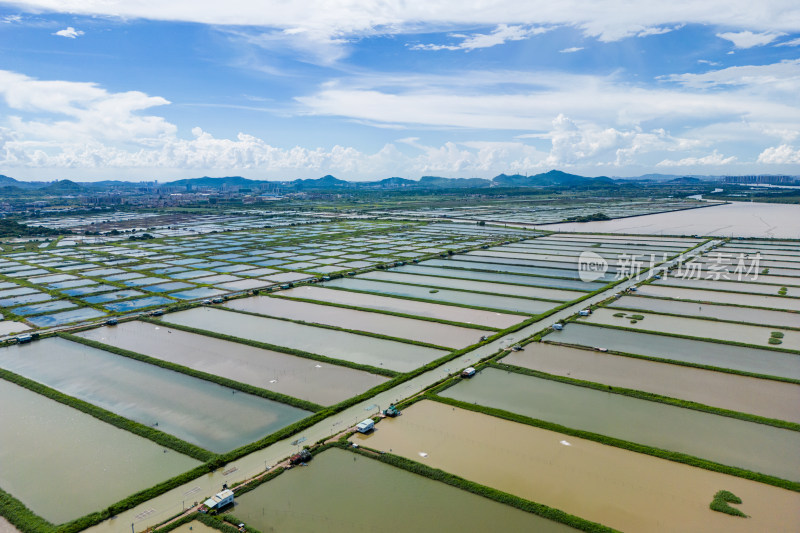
[0, 1, 799, 181]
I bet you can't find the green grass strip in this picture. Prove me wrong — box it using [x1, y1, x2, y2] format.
[491, 360, 800, 431]
[336, 442, 616, 532]
[574, 320, 800, 355]
[427, 394, 800, 492]
[60, 333, 323, 412]
[544, 339, 800, 385]
[218, 305, 454, 352]
[310, 284, 538, 315]
[138, 317, 398, 378]
[345, 273, 568, 303]
[269, 293, 499, 331]
[607, 301, 800, 332]
[0, 488, 53, 533]
[0, 367, 214, 462]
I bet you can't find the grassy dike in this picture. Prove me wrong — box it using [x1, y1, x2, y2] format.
[217, 305, 454, 352]
[303, 283, 539, 316]
[545, 339, 800, 385]
[568, 319, 800, 355]
[0, 488, 53, 533]
[490, 360, 800, 431]
[136, 317, 398, 378]
[0, 367, 214, 462]
[337, 441, 618, 533]
[59, 333, 324, 412]
[269, 293, 500, 331]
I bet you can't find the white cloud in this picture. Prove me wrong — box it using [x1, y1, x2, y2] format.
[775, 37, 800, 47]
[697, 59, 721, 66]
[0, 70, 174, 142]
[660, 59, 800, 92]
[657, 150, 737, 166]
[296, 67, 800, 135]
[757, 144, 800, 164]
[8, 1, 800, 50]
[53, 26, 84, 38]
[716, 30, 785, 48]
[410, 24, 550, 51]
[2, 15, 22, 23]
[560, 46, 583, 53]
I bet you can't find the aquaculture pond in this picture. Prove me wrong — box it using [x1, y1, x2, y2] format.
[361, 400, 800, 533]
[324, 278, 555, 314]
[502, 343, 800, 424]
[583, 308, 800, 350]
[655, 276, 800, 297]
[25, 307, 106, 327]
[226, 296, 485, 348]
[392, 264, 603, 291]
[104, 296, 172, 312]
[360, 271, 580, 301]
[422, 257, 615, 283]
[610, 295, 800, 329]
[0, 379, 200, 524]
[76, 321, 388, 406]
[233, 448, 573, 533]
[0, 338, 310, 453]
[440, 368, 800, 482]
[636, 284, 800, 312]
[552, 323, 800, 380]
[161, 307, 447, 372]
[281, 285, 525, 328]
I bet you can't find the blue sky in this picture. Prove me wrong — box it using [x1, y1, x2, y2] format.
[0, 1, 799, 181]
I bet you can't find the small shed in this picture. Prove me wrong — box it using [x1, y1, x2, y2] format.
[203, 489, 234, 511]
[356, 419, 374, 433]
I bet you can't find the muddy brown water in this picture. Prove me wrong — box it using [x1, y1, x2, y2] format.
[225, 295, 485, 349]
[502, 342, 800, 423]
[76, 321, 388, 406]
[233, 448, 573, 532]
[441, 368, 800, 481]
[358, 400, 800, 533]
[0, 379, 200, 524]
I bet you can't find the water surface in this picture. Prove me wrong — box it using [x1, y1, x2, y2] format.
[0, 337, 310, 453]
[0, 379, 199, 524]
[77, 321, 387, 406]
[441, 368, 800, 481]
[361, 400, 800, 533]
[234, 448, 573, 533]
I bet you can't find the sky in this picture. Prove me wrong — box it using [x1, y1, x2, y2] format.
[0, 1, 799, 182]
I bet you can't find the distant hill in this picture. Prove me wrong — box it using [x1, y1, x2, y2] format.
[668, 177, 702, 184]
[0, 170, 746, 193]
[291, 175, 351, 189]
[41, 180, 83, 194]
[493, 170, 613, 187]
[168, 176, 260, 189]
